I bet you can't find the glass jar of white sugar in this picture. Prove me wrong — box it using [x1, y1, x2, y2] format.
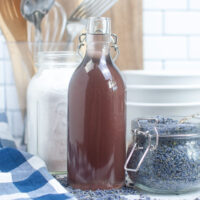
[27, 51, 81, 173]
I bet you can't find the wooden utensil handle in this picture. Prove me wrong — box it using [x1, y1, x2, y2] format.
[7, 42, 36, 117]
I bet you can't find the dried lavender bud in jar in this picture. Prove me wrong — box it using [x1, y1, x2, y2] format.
[127, 116, 200, 194]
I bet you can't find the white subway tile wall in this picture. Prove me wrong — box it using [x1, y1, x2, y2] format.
[165, 11, 200, 35]
[144, 36, 187, 59]
[12, 112, 24, 138]
[0, 31, 23, 141]
[0, 61, 4, 85]
[6, 85, 20, 110]
[0, 86, 5, 111]
[1, 0, 200, 140]
[190, 0, 200, 10]
[143, 61, 164, 70]
[143, 0, 200, 70]
[143, 0, 188, 10]
[143, 11, 163, 34]
[4, 61, 14, 84]
[189, 37, 200, 59]
[165, 61, 200, 70]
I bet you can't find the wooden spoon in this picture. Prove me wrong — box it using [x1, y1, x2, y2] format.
[0, 0, 36, 116]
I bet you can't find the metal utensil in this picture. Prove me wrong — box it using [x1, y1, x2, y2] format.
[66, 0, 118, 45]
[20, 0, 55, 42]
[27, 1, 67, 51]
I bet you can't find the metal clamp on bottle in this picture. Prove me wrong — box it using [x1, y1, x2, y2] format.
[124, 118, 159, 172]
[77, 32, 120, 62]
[77, 33, 86, 58]
[111, 33, 120, 62]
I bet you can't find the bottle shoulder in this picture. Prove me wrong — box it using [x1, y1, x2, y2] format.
[72, 56, 124, 83]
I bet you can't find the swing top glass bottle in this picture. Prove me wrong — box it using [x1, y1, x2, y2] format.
[67, 17, 126, 190]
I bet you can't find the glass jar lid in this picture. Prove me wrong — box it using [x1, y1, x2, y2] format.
[131, 115, 200, 139]
[35, 51, 81, 68]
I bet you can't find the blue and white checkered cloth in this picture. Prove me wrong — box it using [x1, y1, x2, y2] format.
[0, 113, 76, 200]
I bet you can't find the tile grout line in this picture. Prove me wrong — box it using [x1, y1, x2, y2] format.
[0, 33, 22, 138]
[186, 35, 190, 60]
[144, 34, 200, 37]
[143, 9, 200, 12]
[3, 46, 7, 113]
[162, 11, 165, 35]
[162, 60, 166, 70]
[187, 0, 190, 10]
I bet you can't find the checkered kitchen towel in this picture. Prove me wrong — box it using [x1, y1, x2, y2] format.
[0, 113, 76, 200]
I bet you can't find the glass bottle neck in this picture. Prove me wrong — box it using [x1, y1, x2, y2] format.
[86, 34, 111, 58]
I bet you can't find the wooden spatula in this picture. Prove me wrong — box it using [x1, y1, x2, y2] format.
[0, 0, 36, 116]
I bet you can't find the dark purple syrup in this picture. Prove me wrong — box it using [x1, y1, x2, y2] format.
[67, 48, 126, 190]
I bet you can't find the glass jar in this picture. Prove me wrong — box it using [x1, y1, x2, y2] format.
[125, 115, 200, 194]
[27, 51, 81, 173]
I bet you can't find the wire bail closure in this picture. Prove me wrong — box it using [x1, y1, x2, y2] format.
[124, 118, 159, 172]
[111, 33, 120, 62]
[77, 33, 119, 61]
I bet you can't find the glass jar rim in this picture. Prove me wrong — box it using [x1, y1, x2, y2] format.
[131, 116, 200, 139]
[35, 51, 81, 68]
[137, 133, 200, 139]
[37, 51, 78, 57]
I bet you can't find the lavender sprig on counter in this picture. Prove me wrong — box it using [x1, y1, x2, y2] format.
[54, 174, 137, 200]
